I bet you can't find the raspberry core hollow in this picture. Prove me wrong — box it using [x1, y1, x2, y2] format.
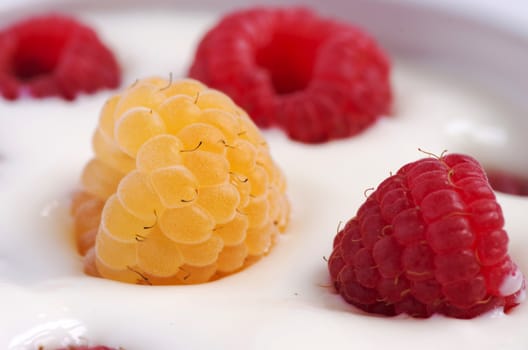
[72, 77, 290, 285]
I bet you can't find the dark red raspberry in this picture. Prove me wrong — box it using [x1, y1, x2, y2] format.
[328, 153, 525, 318]
[189, 7, 391, 143]
[487, 170, 528, 196]
[0, 14, 120, 100]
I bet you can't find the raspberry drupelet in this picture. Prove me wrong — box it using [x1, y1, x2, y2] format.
[189, 7, 392, 143]
[328, 153, 525, 318]
[72, 77, 290, 285]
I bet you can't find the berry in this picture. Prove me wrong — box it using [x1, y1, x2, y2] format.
[189, 7, 391, 143]
[0, 14, 120, 100]
[487, 170, 528, 196]
[328, 153, 525, 318]
[73, 77, 289, 285]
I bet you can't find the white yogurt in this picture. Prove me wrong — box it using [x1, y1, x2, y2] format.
[0, 8, 528, 350]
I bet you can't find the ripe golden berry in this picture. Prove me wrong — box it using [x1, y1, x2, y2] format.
[72, 77, 289, 284]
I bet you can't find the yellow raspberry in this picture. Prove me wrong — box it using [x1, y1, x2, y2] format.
[73, 77, 290, 285]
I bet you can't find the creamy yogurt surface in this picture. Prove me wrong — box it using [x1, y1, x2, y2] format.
[1, 7, 528, 350]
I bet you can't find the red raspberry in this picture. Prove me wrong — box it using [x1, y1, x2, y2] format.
[328, 153, 525, 318]
[487, 170, 528, 196]
[189, 7, 391, 143]
[0, 14, 120, 100]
